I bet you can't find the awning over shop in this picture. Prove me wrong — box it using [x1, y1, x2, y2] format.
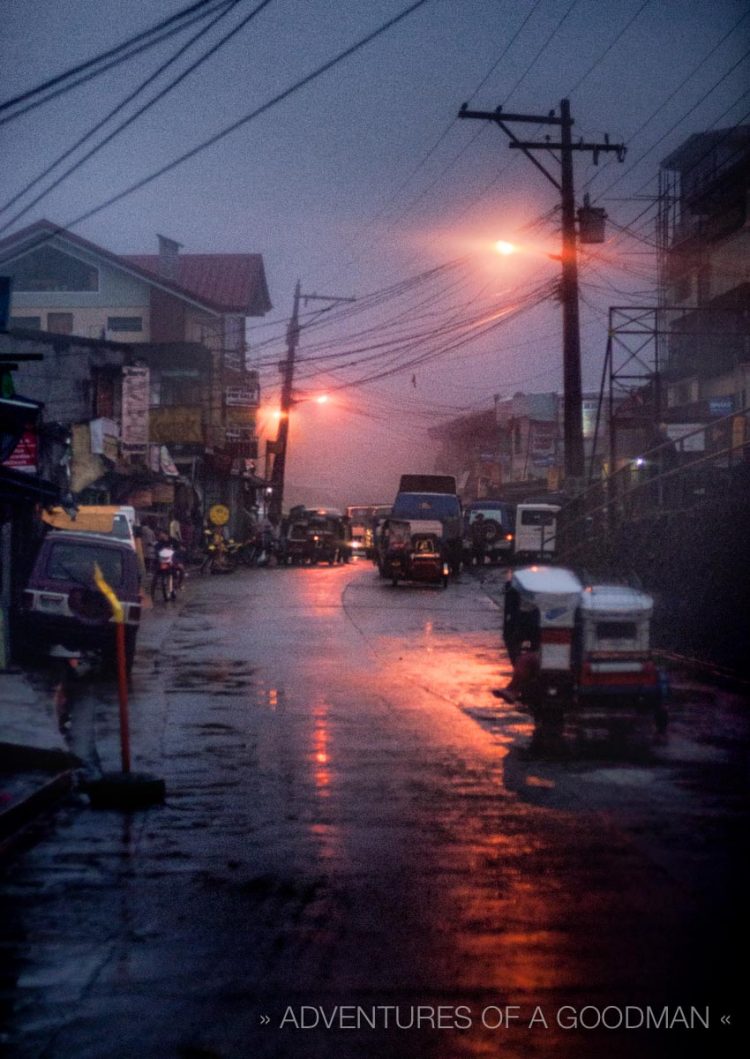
[0, 464, 59, 505]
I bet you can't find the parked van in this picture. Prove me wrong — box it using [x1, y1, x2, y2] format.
[514, 503, 560, 561]
[20, 531, 142, 672]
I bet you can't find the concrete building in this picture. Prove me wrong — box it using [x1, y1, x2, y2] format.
[429, 391, 607, 503]
[0, 221, 272, 533]
[657, 126, 750, 447]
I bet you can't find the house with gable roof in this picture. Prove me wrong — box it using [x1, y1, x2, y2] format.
[0, 220, 272, 530]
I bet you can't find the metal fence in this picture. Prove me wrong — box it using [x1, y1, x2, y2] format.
[556, 406, 750, 570]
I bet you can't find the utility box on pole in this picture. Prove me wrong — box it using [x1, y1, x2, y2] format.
[578, 195, 607, 244]
[458, 99, 625, 485]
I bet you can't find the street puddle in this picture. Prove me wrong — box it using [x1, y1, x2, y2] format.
[165, 659, 257, 695]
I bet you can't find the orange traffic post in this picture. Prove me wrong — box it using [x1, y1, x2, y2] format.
[115, 622, 131, 774]
[87, 563, 165, 810]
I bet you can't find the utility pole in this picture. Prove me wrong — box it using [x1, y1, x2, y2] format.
[267, 282, 354, 521]
[268, 280, 301, 523]
[458, 98, 625, 485]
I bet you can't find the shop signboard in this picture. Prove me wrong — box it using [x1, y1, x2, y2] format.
[121, 365, 150, 453]
[2, 427, 37, 473]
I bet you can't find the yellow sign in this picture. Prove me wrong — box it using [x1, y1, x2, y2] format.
[209, 504, 230, 526]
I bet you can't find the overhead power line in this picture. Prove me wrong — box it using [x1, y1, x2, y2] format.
[0, 0, 231, 123]
[0, 0, 274, 234]
[1, 0, 430, 257]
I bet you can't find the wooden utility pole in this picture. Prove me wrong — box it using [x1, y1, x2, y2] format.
[458, 98, 625, 484]
[268, 280, 301, 523]
[268, 283, 354, 521]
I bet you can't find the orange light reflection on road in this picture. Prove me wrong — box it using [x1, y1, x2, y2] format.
[424, 619, 433, 653]
[311, 702, 331, 794]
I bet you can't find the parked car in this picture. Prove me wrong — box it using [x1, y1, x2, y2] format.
[462, 500, 516, 565]
[19, 531, 142, 672]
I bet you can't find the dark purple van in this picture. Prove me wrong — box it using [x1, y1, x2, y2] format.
[20, 531, 142, 671]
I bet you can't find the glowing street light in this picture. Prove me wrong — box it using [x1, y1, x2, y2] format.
[495, 240, 515, 256]
[315, 393, 329, 404]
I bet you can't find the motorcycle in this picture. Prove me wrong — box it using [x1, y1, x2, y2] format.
[200, 531, 235, 575]
[152, 544, 178, 601]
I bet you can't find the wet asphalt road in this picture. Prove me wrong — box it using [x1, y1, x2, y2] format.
[1, 561, 747, 1059]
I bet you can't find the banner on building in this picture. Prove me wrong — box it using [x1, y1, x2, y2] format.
[529, 420, 558, 466]
[2, 427, 37, 473]
[89, 417, 119, 459]
[121, 365, 150, 453]
[665, 423, 705, 452]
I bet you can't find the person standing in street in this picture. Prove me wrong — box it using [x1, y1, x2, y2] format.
[168, 512, 183, 548]
[140, 519, 156, 573]
[167, 512, 186, 590]
[470, 513, 487, 568]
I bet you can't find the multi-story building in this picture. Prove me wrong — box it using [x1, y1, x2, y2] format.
[429, 391, 607, 502]
[657, 126, 750, 430]
[0, 220, 272, 531]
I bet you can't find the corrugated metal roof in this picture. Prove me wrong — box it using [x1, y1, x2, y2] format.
[124, 253, 272, 315]
[0, 221, 272, 316]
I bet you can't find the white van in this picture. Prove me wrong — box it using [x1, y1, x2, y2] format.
[514, 503, 560, 560]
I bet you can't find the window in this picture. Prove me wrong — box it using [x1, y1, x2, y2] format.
[392, 494, 461, 519]
[9, 316, 41, 330]
[596, 621, 637, 641]
[153, 370, 201, 406]
[48, 542, 123, 587]
[520, 510, 556, 526]
[107, 316, 143, 333]
[469, 509, 505, 528]
[11, 246, 99, 292]
[47, 312, 73, 334]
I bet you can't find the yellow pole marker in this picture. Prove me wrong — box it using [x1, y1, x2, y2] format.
[93, 563, 130, 772]
[93, 563, 124, 623]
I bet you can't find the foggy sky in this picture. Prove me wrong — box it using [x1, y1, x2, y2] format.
[1, 0, 748, 507]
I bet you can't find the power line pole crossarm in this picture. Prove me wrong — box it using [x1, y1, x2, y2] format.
[458, 98, 626, 484]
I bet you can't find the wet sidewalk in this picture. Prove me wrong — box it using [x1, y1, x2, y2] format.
[0, 588, 183, 854]
[0, 665, 76, 855]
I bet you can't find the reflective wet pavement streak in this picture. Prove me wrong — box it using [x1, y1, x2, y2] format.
[0, 563, 746, 1058]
